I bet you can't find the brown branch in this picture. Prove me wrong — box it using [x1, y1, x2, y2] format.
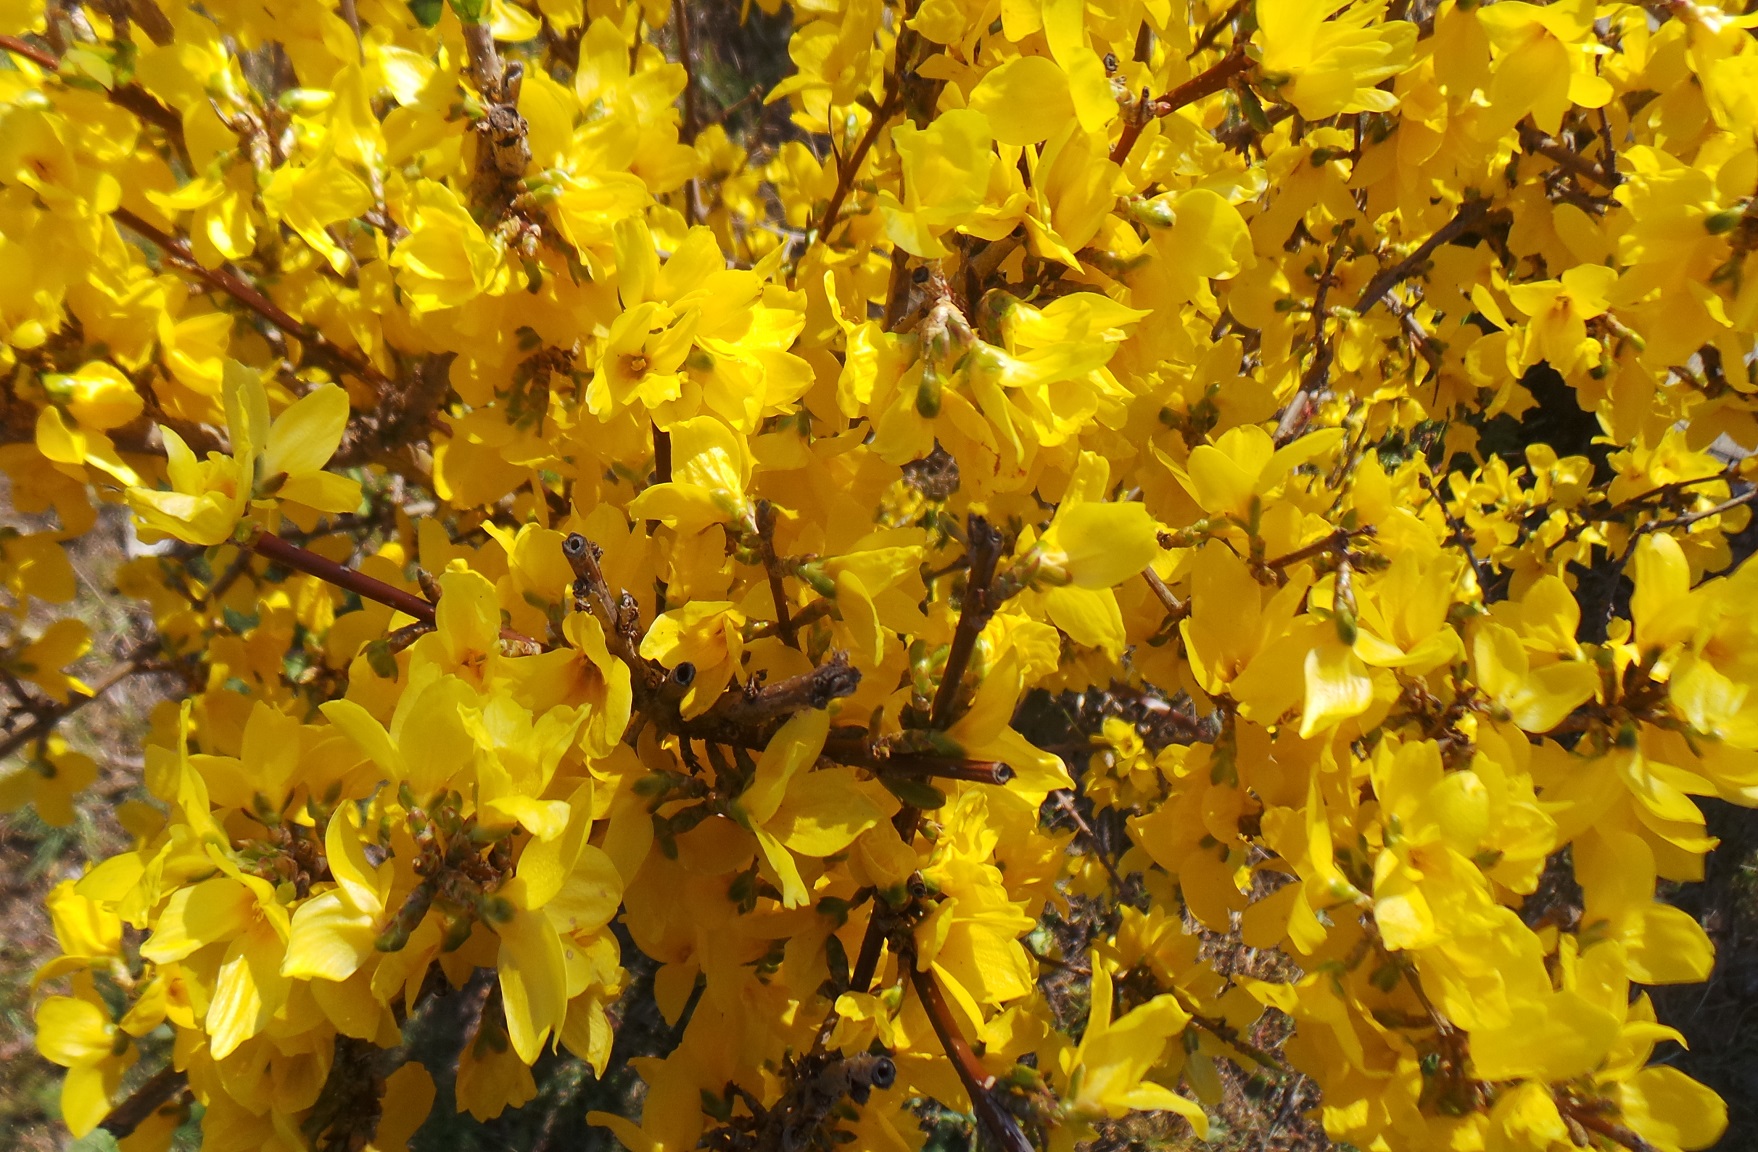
[249, 528, 435, 623]
[1142, 568, 1187, 622]
[458, 19, 505, 101]
[1634, 486, 1758, 537]
[746, 599, 833, 640]
[1275, 240, 1346, 445]
[338, 0, 362, 60]
[1183, 1005, 1294, 1076]
[98, 1065, 189, 1140]
[929, 515, 1005, 730]
[1555, 1097, 1661, 1152]
[1518, 122, 1616, 191]
[755, 500, 798, 648]
[125, 0, 175, 45]
[909, 963, 1035, 1152]
[1261, 525, 1374, 571]
[112, 208, 387, 387]
[682, 652, 861, 735]
[1417, 472, 1492, 593]
[563, 533, 662, 693]
[1188, 0, 1247, 58]
[0, 32, 56, 68]
[818, 86, 903, 243]
[1353, 198, 1494, 316]
[1111, 46, 1250, 165]
[674, 1, 698, 142]
[1054, 791, 1123, 889]
[1, 33, 188, 157]
[0, 643, 159, 763]
[869, 755, 1014, 786]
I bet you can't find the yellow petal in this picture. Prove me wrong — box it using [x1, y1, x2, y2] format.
[1618, 1066, 1727, 1152]
[769, 767, 882, 856]
[207, 918, 290, 1059]
[969, 56, 1074, 146]
[495, 882, 570, 1064]
[262, 383, 350, 482]
[140, 876, 254, 963]
[281, 891, 377, 982]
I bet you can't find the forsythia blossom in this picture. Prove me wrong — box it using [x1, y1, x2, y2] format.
[3, 1, 1755, 1151]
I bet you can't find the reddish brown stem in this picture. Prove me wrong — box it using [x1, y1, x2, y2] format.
[249, 529, 435, 623]
[0, 644, 158, 763]
[99, 1066, 189, 1140]
[755, 500, 797, 649]
[930, 515, 1004, 729]
[1142, 567, 1187, 621]
[909, 963, 1034, 1152]
[2, 33, 187, 153]
[112, 208, 387, 387]
[1555, 1098, 1661, 1152]
[1353, 198, 1493, 316]
[1111, 47, 1250, 165]
[818, 86, 902, 243]
[0, 31, 57, 68]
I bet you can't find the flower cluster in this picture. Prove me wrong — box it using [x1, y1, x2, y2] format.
[5, 0, 1757, 1150]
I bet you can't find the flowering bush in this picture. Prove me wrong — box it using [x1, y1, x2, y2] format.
[4, 0, 1757, 1149]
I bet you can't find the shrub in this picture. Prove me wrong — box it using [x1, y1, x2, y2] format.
[3, 1, 1755, 1150]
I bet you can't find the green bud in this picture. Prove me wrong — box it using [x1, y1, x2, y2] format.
[1333, 604, 1358, 647]
[1126, 197, 1176, 229]
[880, 775, 947, 810]
[1704, 207, 1745, 235]
[278, 88, 335, 115]
[916, 361, 942, 419]
[476, 894, 515, 924]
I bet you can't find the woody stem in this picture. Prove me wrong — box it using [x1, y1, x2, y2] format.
[0, 644, 159, 763]
[249, 528, 436, 623]
[1110, 46, 1251, 165]
[909, 962, 1034, 1152]
[112, 208, 386, 386]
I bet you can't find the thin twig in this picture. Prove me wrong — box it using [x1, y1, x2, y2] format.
[929, 515, 1004, 729]
[1518, 122, 1617, 191]
[755, 500, 798, 649]
[817, 86, 903, 243]
[250, 528, 435, 624]
[98, 1066, 189, 1140]
[1274, 240, 1346, 444]
[1, 33, 187, 153]
[0, 31, 56, 67]
[1353, 198, 1494, 316]
[909, 962, 1035, 1152]
[1555, 1096, 1661, 1152]
[1417, 472, 1492, 594]
[1111, 46, 1251, 165]
[112, 208, 387, 387]
[1634, 487, 1758, 536]
[0, 644, 158, 763]
[1261, 525, 1374, 571]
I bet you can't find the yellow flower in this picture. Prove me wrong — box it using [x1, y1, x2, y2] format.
[1253, 0, 1417, 119]
[139, 870, 292, 1059]
[1057, 955, 1206, 1136]
[0, 733, 96, 827]
[389, 179, 503, 311]
[627, 415, 757, 537]
[1506, 264, 1618, 377]
[4, 618, 92, 704]
[35, 990, 136, 1137]
[735, 709, 882, 908]
[280, 806, 392, 984]
[876, 110, 995, 258]
[127, 361, 358, 546]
